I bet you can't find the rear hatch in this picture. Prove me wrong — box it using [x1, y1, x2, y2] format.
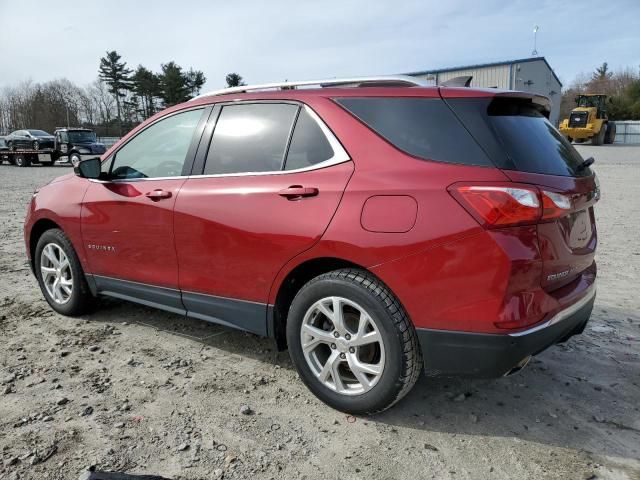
[442, 90, 599, 291]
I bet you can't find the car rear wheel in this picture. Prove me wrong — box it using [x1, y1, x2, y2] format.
[35, 229, 94, 316]
[33, 140, 39, 150]
[287, 269, 422, 414]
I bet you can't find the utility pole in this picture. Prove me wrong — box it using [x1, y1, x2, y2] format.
[532, 25, 539, 56]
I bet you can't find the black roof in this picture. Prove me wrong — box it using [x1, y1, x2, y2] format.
[403, 56, 562, 87]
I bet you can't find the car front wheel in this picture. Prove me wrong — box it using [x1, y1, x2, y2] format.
[35, 229, 94, 316]
[287, 269, 422, 414]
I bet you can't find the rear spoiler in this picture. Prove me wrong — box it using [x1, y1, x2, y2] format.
[440, 88, 551, 117]
[441, 76, 473, 87]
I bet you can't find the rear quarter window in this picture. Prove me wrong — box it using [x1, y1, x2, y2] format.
[334, 97, 493, 167]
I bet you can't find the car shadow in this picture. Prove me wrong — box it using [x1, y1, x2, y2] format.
[86, 299, 640, 461]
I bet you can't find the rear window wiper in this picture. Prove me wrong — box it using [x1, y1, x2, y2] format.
[576, 156, 595, 171]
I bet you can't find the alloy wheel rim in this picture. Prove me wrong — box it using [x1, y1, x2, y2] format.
[301, 296, 385, 396]
[40, 243, 73, 305]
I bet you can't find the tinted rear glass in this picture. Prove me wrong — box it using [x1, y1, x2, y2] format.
[447, 98, 590, 177]
[335, 97, 493, 167]
[488, 100, 589, 177]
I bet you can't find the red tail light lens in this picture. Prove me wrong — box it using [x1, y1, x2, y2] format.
[450, 184, 575, 228]
[450, 185, 541, 228]
[540, 190, 572, 220]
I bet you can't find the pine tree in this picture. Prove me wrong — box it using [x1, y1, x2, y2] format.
[592, 62, 613, 81]
[225, 73, 245, 88]
[159, 62, 190, 106]
[98, 51, 132, 134]
[185, 69, 206, 97]
[132, 65, 160, 119]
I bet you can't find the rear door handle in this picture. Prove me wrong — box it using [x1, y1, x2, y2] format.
[278, 185, 319, 199]
[145, 189, 172, 201]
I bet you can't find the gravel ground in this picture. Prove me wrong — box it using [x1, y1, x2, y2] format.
[0, 146, 639, 480]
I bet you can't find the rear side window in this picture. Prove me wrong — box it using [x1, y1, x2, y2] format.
[284, 107, 334, 170]
[334, 97, 493, 167]
[204, 103, 298, 175]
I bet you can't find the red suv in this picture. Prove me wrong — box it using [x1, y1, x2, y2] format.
[24, 76, 598, 414]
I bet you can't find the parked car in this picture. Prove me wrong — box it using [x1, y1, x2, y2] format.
[23, 76, 598, 414]
[52, 127, 107, 166]
[6, 129, 55, 150]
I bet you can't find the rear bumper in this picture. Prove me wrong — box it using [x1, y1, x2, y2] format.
[417, 285, 595, 377]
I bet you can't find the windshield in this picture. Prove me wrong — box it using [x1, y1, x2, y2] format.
[68, 131, 97, 143]
[29, 130, 50, 137]
[576, 96, 602, 108]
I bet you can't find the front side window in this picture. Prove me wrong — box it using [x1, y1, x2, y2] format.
[29, 130, 50, 137]
[284, 107, 334, 171]
[109, 108, 203, 179]
[203, 103, 298, 175]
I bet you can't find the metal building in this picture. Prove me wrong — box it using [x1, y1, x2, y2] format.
[404, 57, 563, 125]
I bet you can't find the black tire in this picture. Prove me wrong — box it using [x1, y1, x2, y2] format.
[286, 269, 422, 414]
[8, 141, 15, 151]
[604, 122, 616, 144]
[592, 125, 605, 145]
[33, 140, 39, 150]
[34, 228, 95, 316]
[70, 154, 81, 167]
[14, 154, 30, 167]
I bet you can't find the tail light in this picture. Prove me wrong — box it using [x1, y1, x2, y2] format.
[449, 183, 572, 228]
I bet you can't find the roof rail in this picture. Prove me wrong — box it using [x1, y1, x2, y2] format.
[191, 75, 430, 101]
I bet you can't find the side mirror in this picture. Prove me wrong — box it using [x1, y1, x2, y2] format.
[74, 157, 102, 179]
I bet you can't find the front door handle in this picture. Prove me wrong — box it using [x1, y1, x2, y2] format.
[278, 185, 319, 200]
[145, 189, 172, 201]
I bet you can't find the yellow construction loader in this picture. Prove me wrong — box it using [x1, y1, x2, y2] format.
[559, 94, 616, 145]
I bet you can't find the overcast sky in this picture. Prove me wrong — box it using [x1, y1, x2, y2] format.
[1, 0, 639, 91]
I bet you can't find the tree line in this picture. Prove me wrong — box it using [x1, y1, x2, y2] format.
[0, 50, 246, 137]
[559, 62, 640, 123]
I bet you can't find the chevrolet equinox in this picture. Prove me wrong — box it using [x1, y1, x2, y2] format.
[24, 76, 598, 414]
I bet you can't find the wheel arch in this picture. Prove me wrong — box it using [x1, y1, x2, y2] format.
[271, 256, 383, 350]
[29, 218, 62, 273]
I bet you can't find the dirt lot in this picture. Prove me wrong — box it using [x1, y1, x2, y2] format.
[1, 145, 639, 480]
